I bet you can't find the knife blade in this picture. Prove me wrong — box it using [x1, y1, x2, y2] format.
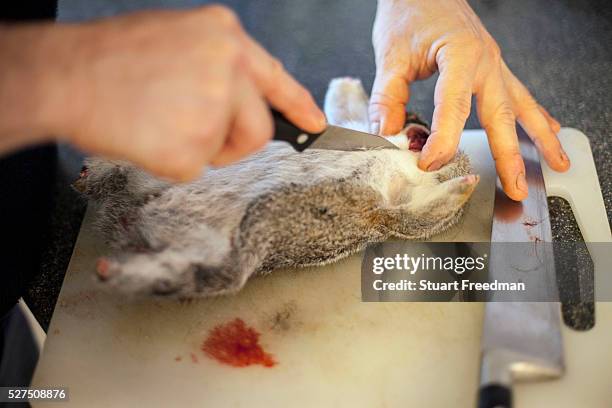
[478, 126, 564, 408]
[272, 109, 398, 151]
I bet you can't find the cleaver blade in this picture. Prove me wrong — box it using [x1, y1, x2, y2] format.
[478, 126, 565, 408]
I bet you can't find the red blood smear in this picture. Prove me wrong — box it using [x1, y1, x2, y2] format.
[202, 318, 276, 368]
[119, 215, 130, 229]
[406, 126, 429, 152]
[190, 352, 199, 363]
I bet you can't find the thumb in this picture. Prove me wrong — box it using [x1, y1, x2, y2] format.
[368, 71, 409, 135]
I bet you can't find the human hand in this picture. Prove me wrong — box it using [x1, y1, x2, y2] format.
[46, 6, 325, 181]
[370, 0, 569, 200]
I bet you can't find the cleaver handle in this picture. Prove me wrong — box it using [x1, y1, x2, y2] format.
[272, 109, 323, 151]
[478, 384, 512, 408]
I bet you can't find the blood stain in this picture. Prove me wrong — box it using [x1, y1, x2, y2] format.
[202, 318, 276, 368]
[190, 352, 199, 363]
[406, 125, 430, 152]
[175, 356, 182, 362]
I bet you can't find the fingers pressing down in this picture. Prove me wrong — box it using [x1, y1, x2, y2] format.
[418, 45, 477, 172]
[476, 67, 527, 201]
[501, 62, 569, 172]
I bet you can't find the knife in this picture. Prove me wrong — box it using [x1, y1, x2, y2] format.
[478, 126, 564, 407]
[271, 109, 398, 151]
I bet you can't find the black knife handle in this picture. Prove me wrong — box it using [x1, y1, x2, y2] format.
[477, 384, 512, 408]
[271, 109, 323, 152]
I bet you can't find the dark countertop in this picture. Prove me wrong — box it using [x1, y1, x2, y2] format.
[23, 0, 611, 330]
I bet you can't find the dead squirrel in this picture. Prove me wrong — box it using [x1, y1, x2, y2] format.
[76, 78, 477, 298]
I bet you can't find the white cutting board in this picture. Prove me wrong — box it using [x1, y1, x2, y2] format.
[32, 130, 612, 407]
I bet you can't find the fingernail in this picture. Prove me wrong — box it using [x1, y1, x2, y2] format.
[560, 148, 569, 163]
[427, 159, 443, 171]
[370, 121, 380, 135]
[313, 109, 327, 129]
[516, 172, 528, 193]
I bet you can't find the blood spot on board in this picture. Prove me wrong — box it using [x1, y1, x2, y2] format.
[174, 356, 182, 362]
[190, 352, 199, 363]
[202, 318, 276, 368]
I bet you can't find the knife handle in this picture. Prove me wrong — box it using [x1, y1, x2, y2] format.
[477, 384, 512, 408]
[271, 109, 323, 152]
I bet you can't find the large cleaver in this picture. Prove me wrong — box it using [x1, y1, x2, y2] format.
[478, 127, 564, 407]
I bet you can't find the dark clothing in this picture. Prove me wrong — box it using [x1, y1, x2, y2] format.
[0, 1, 58, 318]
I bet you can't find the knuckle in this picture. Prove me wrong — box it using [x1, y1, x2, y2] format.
[453, 95, 472, 119]
[368, 101, 390, 115]
[370, 91, 406, 108]
[267, 61, 310, 102]
[497, 103, 516, 125]
[456, 34, 485, 59]
[203, 4, 240, 29]
[438, 94, 472, 122]
[268, 57, 286, 77]
[208, 34, 241, 63]
[483, 101, 515, 128]
[484, 39, 502, 61]
[519, 90, 539, 111]
[492, 149, 522, 164]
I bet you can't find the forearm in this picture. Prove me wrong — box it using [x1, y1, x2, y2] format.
[371, 0, 567, 202]
[0, 23, 77, 153]
[0, 6, 326, 180]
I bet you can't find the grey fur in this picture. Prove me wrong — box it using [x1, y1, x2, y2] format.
[77, 77, 478, 298]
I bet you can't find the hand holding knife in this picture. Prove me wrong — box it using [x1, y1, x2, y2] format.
[271, 109, 397, 152]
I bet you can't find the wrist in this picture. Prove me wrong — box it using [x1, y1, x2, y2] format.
[0, 22, 85, 148]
